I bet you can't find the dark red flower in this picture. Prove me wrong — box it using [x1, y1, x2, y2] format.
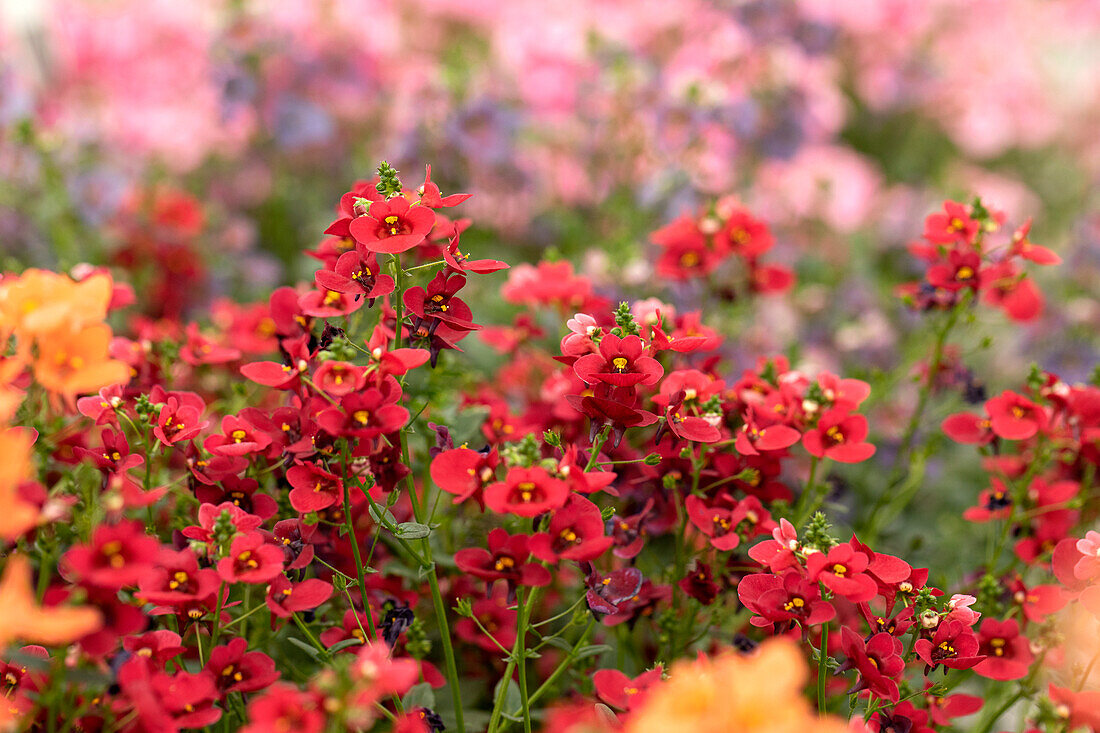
[454, 528, 551, 596]
[204, 637, 280, 696]
[973, 618, 1033, 680]
[913, 620, 984, 672]
[584, 566, 644, 616]
[840, 628, 905, 702]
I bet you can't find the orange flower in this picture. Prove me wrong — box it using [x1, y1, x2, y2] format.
[31, 323, 131, 400]
[0, 427, 38, 541]
[624, 639, 848, 733]
[0, 269, 112, 338]
[0, 555, 101, 648]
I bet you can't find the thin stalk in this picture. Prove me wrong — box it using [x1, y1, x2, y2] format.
[341, 443, 378, 642]
[817, 622, 830, 715]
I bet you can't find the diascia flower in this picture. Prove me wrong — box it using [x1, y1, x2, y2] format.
[801, 409, 876, 463]
[573, 333, 663, 388]
[350, 197, 435, 254]
[484, 466, 570, 517]
[623, 638, 847, 733]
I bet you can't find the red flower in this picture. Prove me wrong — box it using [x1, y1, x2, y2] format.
[922, 200, 979, 244]
[204, 415, 272, 457]
[1009, 218, 1061, 265]
[312, 360, 367, 397]
[941, 412, 994, 445]
[287, 462, 344, 514]
[716, 208, 773, 257]
[737, 570, 835, 630]
[350, 197, 435, 254]
[61, 519, 160, 589]
[216, 532, 285, 584]
[840, 628, 905, 702]
[981, 262, 1043, 322]
[484, 466, 570, 517]
[154, 395, 209, 446]
[573, 333, 663, 388]
[985, 390, 1047, 440]
[403, 271, 480, 332]
[314, 248, 395, 302]
[529, 496, 613, 563]
[204, 637, 280, 696]
[655, 389, 721, 445]
[802, 409, 876, 463]
[806, 543, 877, 602]
[442, 233, 508, 275]
[973, 618, 1033, 680]
[454, 528, 551, 595]
[592, 667, 663, 711]
[181, 501, 263, 545]
[316, 388, 410, 440]
[265, 576, 334, 619]
[913, 619, 984, 672]
[241, 683, 325, 733]
[74, 428, 143, 475]
[416, 165, 471, 209]
[684, 495, 741, 551]
[734, 407, 801, 455]
[137, 549, 221, 607]
[430, 447, 499, 507]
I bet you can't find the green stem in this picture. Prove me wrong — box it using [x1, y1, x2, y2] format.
[865, 298, 966, 538]
[488, 587, 542, 733]
[506, 618, 595, 719]
[341, 443, 378, 642]
[794, 456, 822, 527]
[209, 581, 227, 648]
[517, 587, 533, 733]
[817, 622, 830, 715]
[392, 253, 406, 349]
[585, 427, 610, 472]
[291, 612, 330, 658]
[398, 418, 465, 733]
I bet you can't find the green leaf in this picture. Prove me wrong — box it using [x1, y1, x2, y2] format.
[493, 678, 522, 721]
[395, 522, 431, 539]
[287, 637, 323, 660]
[328, 638, 365, 653]
[368, 504, 398, 528]
[574, 644, 612, 661]
[403, 682, 436, 710]
[541, 636, 573, 652]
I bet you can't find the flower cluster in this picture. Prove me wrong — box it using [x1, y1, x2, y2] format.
[0, 162, 1097, 733]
